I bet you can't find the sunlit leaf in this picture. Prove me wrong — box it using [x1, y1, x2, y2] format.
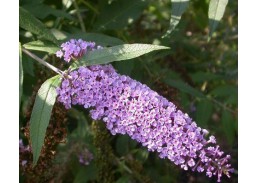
[30, 75, 61, 165]
[23, 40, 59, 54]
[19, 43, 23, 107]
[19, 7, 59, 45]
[162, 0, 190, 38]
[208, 0, 229, 40]
[70, 44, 169, 69]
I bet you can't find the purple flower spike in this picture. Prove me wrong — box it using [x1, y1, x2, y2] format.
[56, 64, 234, 182]
[55, 39, 101, 62]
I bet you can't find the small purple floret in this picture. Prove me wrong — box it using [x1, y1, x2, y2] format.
[77, 148, 93, 166]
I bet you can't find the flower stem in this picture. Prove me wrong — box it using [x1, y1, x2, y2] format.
[22, 48, 64, 76]
[73, 0, 86, 32]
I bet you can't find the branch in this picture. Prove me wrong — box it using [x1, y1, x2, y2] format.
[22, 48, 64, 76]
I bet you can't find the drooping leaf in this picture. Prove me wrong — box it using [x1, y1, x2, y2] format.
[208, 0, 229, 40]
[94, 0, 147, 30]
[162, 0, 190, 38]
[70, 44, 169, 69]
[19, 43, 23, 107]
[23, 40, 60, 54]
[163, 78, 205, 98]
[19, 7, 59, 45]
[30, 75, 61, 165]
[196, 99, 213, 126]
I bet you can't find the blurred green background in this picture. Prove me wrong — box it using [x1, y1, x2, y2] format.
[19, 0, 237, 182]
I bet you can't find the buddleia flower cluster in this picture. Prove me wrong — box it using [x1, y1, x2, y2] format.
[56, 39, 102, 62]
[56, 39, 234, 182]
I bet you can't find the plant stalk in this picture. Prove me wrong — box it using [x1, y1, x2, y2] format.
[73, 0, 86, 32]
[22, 48, 64, 76]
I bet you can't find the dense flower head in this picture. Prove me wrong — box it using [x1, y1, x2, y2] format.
[56, 64, 234, 182]
[56, 39, 102, 62]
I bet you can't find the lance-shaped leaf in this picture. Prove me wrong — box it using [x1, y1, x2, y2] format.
[19, 7, 59, 45]
[70, 44, 169, 69]
[162, 0, 190, 38]
[19, 43, 23, 107]
[208, 0, 229, 40]
[23, 40, 60, 54]
[30, 75, 61, 165]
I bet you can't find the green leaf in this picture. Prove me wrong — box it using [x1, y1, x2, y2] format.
[50, 29, 124, 46]
[71, 44, 169, 69]
[22, 54, 35, 77]
[30, 75, 61, 165]
[19, 43, 23, 107]
[221, 110, 236, 146]
[23, 40, 59, 54]
[163, 78, 205, 98]
[114, 60, 135, 75]
[208, 0, 229, 40]
[135, 149, 149, 163]
[94, 0, 147, 30]
[19, 7, 59, 45]
[162, 0, 190, 38]
[116, 135, 130, 156]
[73, 164, 97, 183]
[190, 71, 223, 83]
[196, 99, 213, 126]
[22, 4, 74, 20]
[210, 85, 237, 97]
[116, 176, 131, 183]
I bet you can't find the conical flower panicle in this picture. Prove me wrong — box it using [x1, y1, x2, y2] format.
[56, 63, 234, 182]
